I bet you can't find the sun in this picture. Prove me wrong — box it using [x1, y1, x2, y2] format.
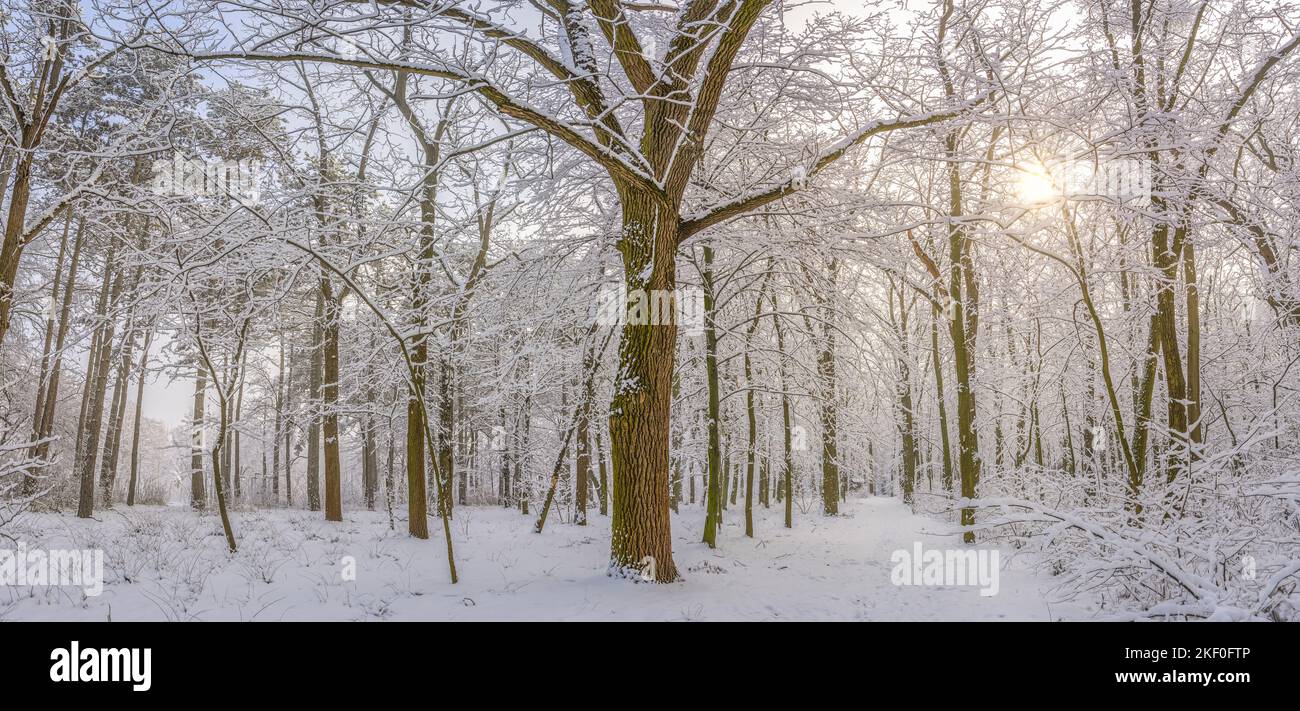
[1015, 165, 1059, 205]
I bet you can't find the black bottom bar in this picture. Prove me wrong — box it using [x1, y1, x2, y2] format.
[1, 621, 1288, 698]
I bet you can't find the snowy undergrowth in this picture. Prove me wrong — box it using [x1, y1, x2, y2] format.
[1, 497, 1076, 621]
[916, 454, 1300, 621]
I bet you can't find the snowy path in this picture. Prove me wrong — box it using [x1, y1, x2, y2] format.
[2, 497, 1065, 621]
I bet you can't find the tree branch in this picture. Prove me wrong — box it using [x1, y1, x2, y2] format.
[677, 101, 980, 241]
[188, 50, 666, 199]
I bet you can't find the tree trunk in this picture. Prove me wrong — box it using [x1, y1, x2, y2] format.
[385, 428, 397, 529]
[232, 351, 246, 503]
[272, 339, 285, 505]
[437, 355, 455, 519]
[98, 320, 138, 507]
[283, 346, 294, 505]
[0, 152, 35, 348]
[1151, 225, 1189, 483]
[321, 278, 343, 522]
[77, 267, 125, 518]
[210, 389, 238, 552]
[576, 394, 590, 525]
[597, 429, 608, 516]
[30, 215, 86, 472]
[742, 277, 767, 538]
[1184, 240, 1202, 451]
[25, 206, 73, 494]
[815, 260, 841, 516]
[307, 289, 323, 511]
[191, 364, 208, 510]
[946, 135, 980, 542]
[406, 360, 430, 538]
[363, 414, 378, 510]
[701, 243, 724, 548]
[126, 328, 153, 505]
[931, 302, 954, 492]
[772, 292, 795, 529]
[890, 280, 918, 506]
[607, 189, 679, 582]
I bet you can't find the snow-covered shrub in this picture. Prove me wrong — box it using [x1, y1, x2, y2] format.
[959, 442, 1300, 620]
[0, 438, 46, 542]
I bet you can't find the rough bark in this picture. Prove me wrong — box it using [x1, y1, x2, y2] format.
[607, 187, 680, 582]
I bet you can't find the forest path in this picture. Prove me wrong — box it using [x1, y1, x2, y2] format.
[601, 494, 1066, 621]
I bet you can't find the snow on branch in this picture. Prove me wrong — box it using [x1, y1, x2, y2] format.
[186, 50, 664, 198]
[677, 97, 987, 242]
[951, 495, 1297, 621]
[0, 437, 52, 541]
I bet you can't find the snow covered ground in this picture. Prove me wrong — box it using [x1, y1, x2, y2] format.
[1, 496, 1082, 621]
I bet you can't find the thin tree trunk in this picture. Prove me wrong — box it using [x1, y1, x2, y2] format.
[931, 302, 954, 492]
[99, 319, 138, 507]
[321, 278, 343, 521]
[890, 279, 919, 507]
[772, 292, 795, 529]
[126, 328, 153, 506]
[385, 427, 397, 529]
[437, 355, 455, 519]
[575, 393, 590, 525]
[272, 338, 285, 505]
[363, 413, 378, 510]
[307, 289, 323, 512]
[0, 150, 36, 349]
[191, 364, 208, 510]
[284, 346, 294, 505]
[701, 244, 723, 548]
[232, 351, 247, 503]
[31, 215, 86, 471]
[742, 274, 768, 538]
[24, 206, 73, 493]
[77, 268, 125, 518]
[814, 260, 841, 516]
[597, 429, 608, 516]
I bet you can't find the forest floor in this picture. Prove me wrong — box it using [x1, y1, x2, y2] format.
[1, 496, 1081, 621]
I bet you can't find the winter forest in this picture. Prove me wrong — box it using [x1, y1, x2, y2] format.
[0, 0, 1298, 623]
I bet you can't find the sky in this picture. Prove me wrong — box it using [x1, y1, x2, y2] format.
[139, 333, 196, 430]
